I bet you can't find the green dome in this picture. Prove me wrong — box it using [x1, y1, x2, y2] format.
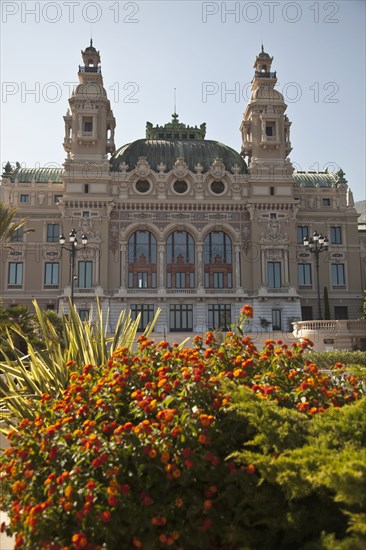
[110, 139, 247, 174]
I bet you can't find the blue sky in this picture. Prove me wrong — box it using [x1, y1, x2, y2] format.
[1, 0, 365, 202]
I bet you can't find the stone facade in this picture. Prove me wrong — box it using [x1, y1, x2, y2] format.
[1, 44, 364, 332]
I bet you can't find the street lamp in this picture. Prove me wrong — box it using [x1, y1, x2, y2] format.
[303, 231, 329, 320]
[59, 228, 88, 305]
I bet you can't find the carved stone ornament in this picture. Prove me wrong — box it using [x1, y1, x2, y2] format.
[135, 156, 150, 177]
[210, 158, 225, 179]
[194, 163, 204, 174]
[157, 162, 166, 174]
[260, 221, 287, 242]
[119, 161, 129, 173]
[173, 157, 188, 178]
[231, 163, 241, 175]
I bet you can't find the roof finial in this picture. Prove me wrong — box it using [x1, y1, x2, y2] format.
[174, 87, 177, 115]
[90, 38, 93, 47]
[261, 43, 264, 53]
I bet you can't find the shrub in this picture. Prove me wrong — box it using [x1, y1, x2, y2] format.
[0, 307, 365, 549]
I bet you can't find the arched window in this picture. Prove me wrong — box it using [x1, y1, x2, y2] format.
[166, 231, 195, 289]
[204, 231, 232, 288]
[128, 231, 157, 289]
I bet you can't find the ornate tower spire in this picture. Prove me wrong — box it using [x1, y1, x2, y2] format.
[240, 47, 292, 173]
[63, 41, 116, 163]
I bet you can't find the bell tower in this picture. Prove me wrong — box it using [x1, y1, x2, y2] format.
[63, 41, 116, 195]
[240, 46, 292, 174]
[63, 40, 116, 162]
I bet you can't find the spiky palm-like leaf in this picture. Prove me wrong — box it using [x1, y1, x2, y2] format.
[0, 299, 160, 432]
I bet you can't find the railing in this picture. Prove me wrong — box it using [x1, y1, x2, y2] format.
[166, 289, 196, 294]
[292, 319, 366, 351]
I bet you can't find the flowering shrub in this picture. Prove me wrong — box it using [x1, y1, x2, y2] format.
[0, 306, 364, 549]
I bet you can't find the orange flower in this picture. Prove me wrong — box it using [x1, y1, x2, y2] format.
[240, 305, 253, 318]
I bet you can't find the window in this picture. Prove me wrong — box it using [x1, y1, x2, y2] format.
[298, 263, 312, 286]
[54, 195, 62, 204]
[167, 231, 195, 289]
[272, 309, 282, 330]
[11, 228, 23, 243]
[83, 118, 93, 132]
[204, 231, 232, 289]
[297, 226, 308, 244]
[47, 224, 59, 243]
[334, 306, 348, 320]
[270, 186, 275, 196]
[78, 261, 93, 288]
[78, 309, 89, 321]
[8, 263, 23, 286]
[44, 262, 59, 287]
[210, 181, 225, 194]
[173, 180, 188, 194]
[301, 306, 313, 320]
[169, 304, 193, 332]
[267, 262, 281, 288]
[131, 304, 155, 332]
[82, 211, 90, 218]
[330, 226, 342, 244]
[331, 263, 345, 287]
[322, 198, 331, 207]
[208, 304, 231, 330]
[136, 180, 150, 193]
[266, 125, 273, 137]
[20, 194, 29, 203]
[84, 184, 89, 194]
[128, 231, 157, 289]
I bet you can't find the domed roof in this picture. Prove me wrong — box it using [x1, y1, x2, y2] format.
[85, 39, 97, 53]
[258, 45, 271, 58]
[110, 139, 247, 174]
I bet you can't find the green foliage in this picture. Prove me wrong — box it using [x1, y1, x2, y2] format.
[230, 391, 366, 550]
[0, 304, 42, 359]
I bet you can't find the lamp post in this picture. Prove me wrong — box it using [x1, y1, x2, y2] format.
[303, 231, 329, 320]
[59, 228, 88, 305]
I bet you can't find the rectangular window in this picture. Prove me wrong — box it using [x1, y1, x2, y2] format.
[265, 125, 273, 137]
[213, 272, 224, 288]
[297, 226, 308, 244]
[47, 224, 59, 243]
[298, 263, 312, 286]
[267, 262, 281, 288]
[331, 263, 345, 287]
[322, 198, 331, 207]
[137, 272, 148, 289]
[10, 227, 23, 242]
[175, 272, 186, 288]
[83, 118, 93, 132]
[131, 304, 155, 332]
[54, 195, 62, 204]
[301, 306, 313, 321]
[20, 194, 29, 203]
[272, 309, 282, 330]
[169, 304, 193, 332]
[334, 306, 348, 320]
[78, 309, 89, 321]
[208, 304, 231, 330]
[44, 262, 59, 287]
[330, 226, 342, 244]
[8, 263, 23, 286]
[78, 261, 93, 288]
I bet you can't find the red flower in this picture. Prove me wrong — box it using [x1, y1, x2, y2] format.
[240, 305, 253, 318]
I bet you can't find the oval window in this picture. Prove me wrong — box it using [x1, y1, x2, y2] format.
[136, 180, 150, 193]
[173, 180, 188, 194]
[211, 181, 225, 194]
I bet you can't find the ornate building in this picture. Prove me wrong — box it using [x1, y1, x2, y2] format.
[1, 43, 363, 333]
